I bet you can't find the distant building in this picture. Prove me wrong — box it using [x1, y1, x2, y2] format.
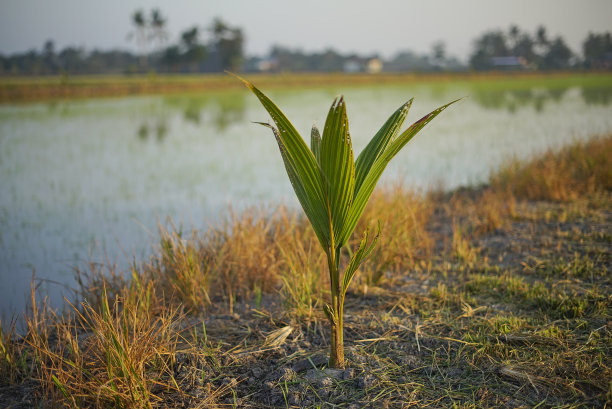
[343, 59, 361, 73]
[257, 58, 278, 72]
[342, 57, 383, 73]
[244, 56, 278, 72]
[366, 58, 383, 73]
[490, 56, 530, 70]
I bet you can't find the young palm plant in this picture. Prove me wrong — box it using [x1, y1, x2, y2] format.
[237, 75, 457, 368]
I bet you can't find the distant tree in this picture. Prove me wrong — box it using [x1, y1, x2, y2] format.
[161, 45, 181, 71]
[210, 18, 244, 71]
[126, 8, 170, 72]
[469, 30, 508, 70]
[180, 26, 207, 71]
[431, 41, 446, 68]
[268, 46, 350, 72]
[511, 34, 536, 65]
[470, 25, 576, 71]
[542, 37, 573, 70]
[583, 32, 612, 69]
[319, 48, 345, 71]
[508, 25, 520, 49]
[211, 18, 229, 40]
[42, 39, 58, 74]
[150, 9, 168, 50]
[181, 27, 199, 49]
[43, 40, 55, 58]
[129, 9, 148, 69]
[536, 25, 549, 48]
[58, 47, 85, 74]
[506, 26, 536, 65]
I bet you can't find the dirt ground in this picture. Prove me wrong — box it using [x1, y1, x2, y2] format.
[1, 191, 610, 409]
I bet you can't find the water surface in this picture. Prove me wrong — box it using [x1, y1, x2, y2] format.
[1, 77, 612, 316]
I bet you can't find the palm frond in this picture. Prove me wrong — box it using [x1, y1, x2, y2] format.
[340, 99, 459, 244]
[320, 97, 355, 246]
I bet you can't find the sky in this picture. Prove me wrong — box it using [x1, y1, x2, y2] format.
[0, 0, 611, 61]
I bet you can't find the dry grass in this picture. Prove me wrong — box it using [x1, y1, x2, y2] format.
[491, 134, 612, 202]
[0, 317, 29, 386]
[74, 187, 434, 322]
[2, 71, 609, 103]
[23, 284, 186, 409]
[1, 133, 610, 408]
[356, 184, 433, 287]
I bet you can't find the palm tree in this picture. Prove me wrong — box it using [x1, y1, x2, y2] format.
[237, 75, 457, 368]
[129, 9, 148, 70]
[150, 9, 168, 50]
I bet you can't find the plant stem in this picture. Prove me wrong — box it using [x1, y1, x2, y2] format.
[327, 246, 345, 369]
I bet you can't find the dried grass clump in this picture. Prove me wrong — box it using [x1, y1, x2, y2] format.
[491, 134, 612, 202]
[206, 207, 298, 306]
[357, 184, 433, 285]
[26, 286, 184, 409]
[0, 317, 30, 386]
[153, 227, 214, 312]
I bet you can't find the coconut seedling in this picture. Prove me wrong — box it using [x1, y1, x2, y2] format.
[237, 75, 457, 368]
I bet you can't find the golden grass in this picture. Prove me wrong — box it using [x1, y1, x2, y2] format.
[22, 282, 185, 409]
[356, 184, 433, 287]
[1, 133, 610, 407]
[491, 134, 612, 202]
[73, 134, 610, 318]
[1, 71, 610, 103]
[0, 317, 28, 385]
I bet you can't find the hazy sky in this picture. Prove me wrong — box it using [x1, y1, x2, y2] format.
[1, 0, 611, 60]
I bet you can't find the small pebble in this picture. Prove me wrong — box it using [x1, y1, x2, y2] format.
[358, 374, 378, 389]
[319, 376, 333, 388]
[342, 368, 355, 379]
[276, 367, 296, 381]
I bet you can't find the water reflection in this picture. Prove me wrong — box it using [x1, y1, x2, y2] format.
[581, 86, 612, 106]
[183, 100, 203, 124]
[137, 121, 168, 141]
[472, 87, 569, 113]
[135, 92, 246, 142]
[3, 78, 612, 318]
[164, 91, 246, 131]
[472, 84, 612, 113]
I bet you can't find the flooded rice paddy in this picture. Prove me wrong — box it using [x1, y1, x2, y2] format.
[1, 76, 612, 315]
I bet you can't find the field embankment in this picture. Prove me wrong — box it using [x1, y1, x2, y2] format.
[1, 135, 611, 408]
[1, 71, 611, 103]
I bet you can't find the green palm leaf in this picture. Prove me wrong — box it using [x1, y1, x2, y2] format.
[311, 125, 322, 164]
[340, 99, 459, 244]
[320, 97, 355, 246]
[341, 224, 380, 296]
[238, 76, 331, 247]
[354, 99, 412, 194]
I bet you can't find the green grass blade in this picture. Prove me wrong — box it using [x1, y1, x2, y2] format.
[354, 100, 412, 194]
[320, 97, 355, 247]
[52, 375, 73, 402]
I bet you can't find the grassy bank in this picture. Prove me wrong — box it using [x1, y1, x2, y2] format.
[1, 135, 611, 408]
[1, 71, 612, 103]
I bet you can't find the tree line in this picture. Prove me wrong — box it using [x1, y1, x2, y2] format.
[469, 25, 611, 70]
[0, 11, 244, 76]
[0, 11, 610, 76]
